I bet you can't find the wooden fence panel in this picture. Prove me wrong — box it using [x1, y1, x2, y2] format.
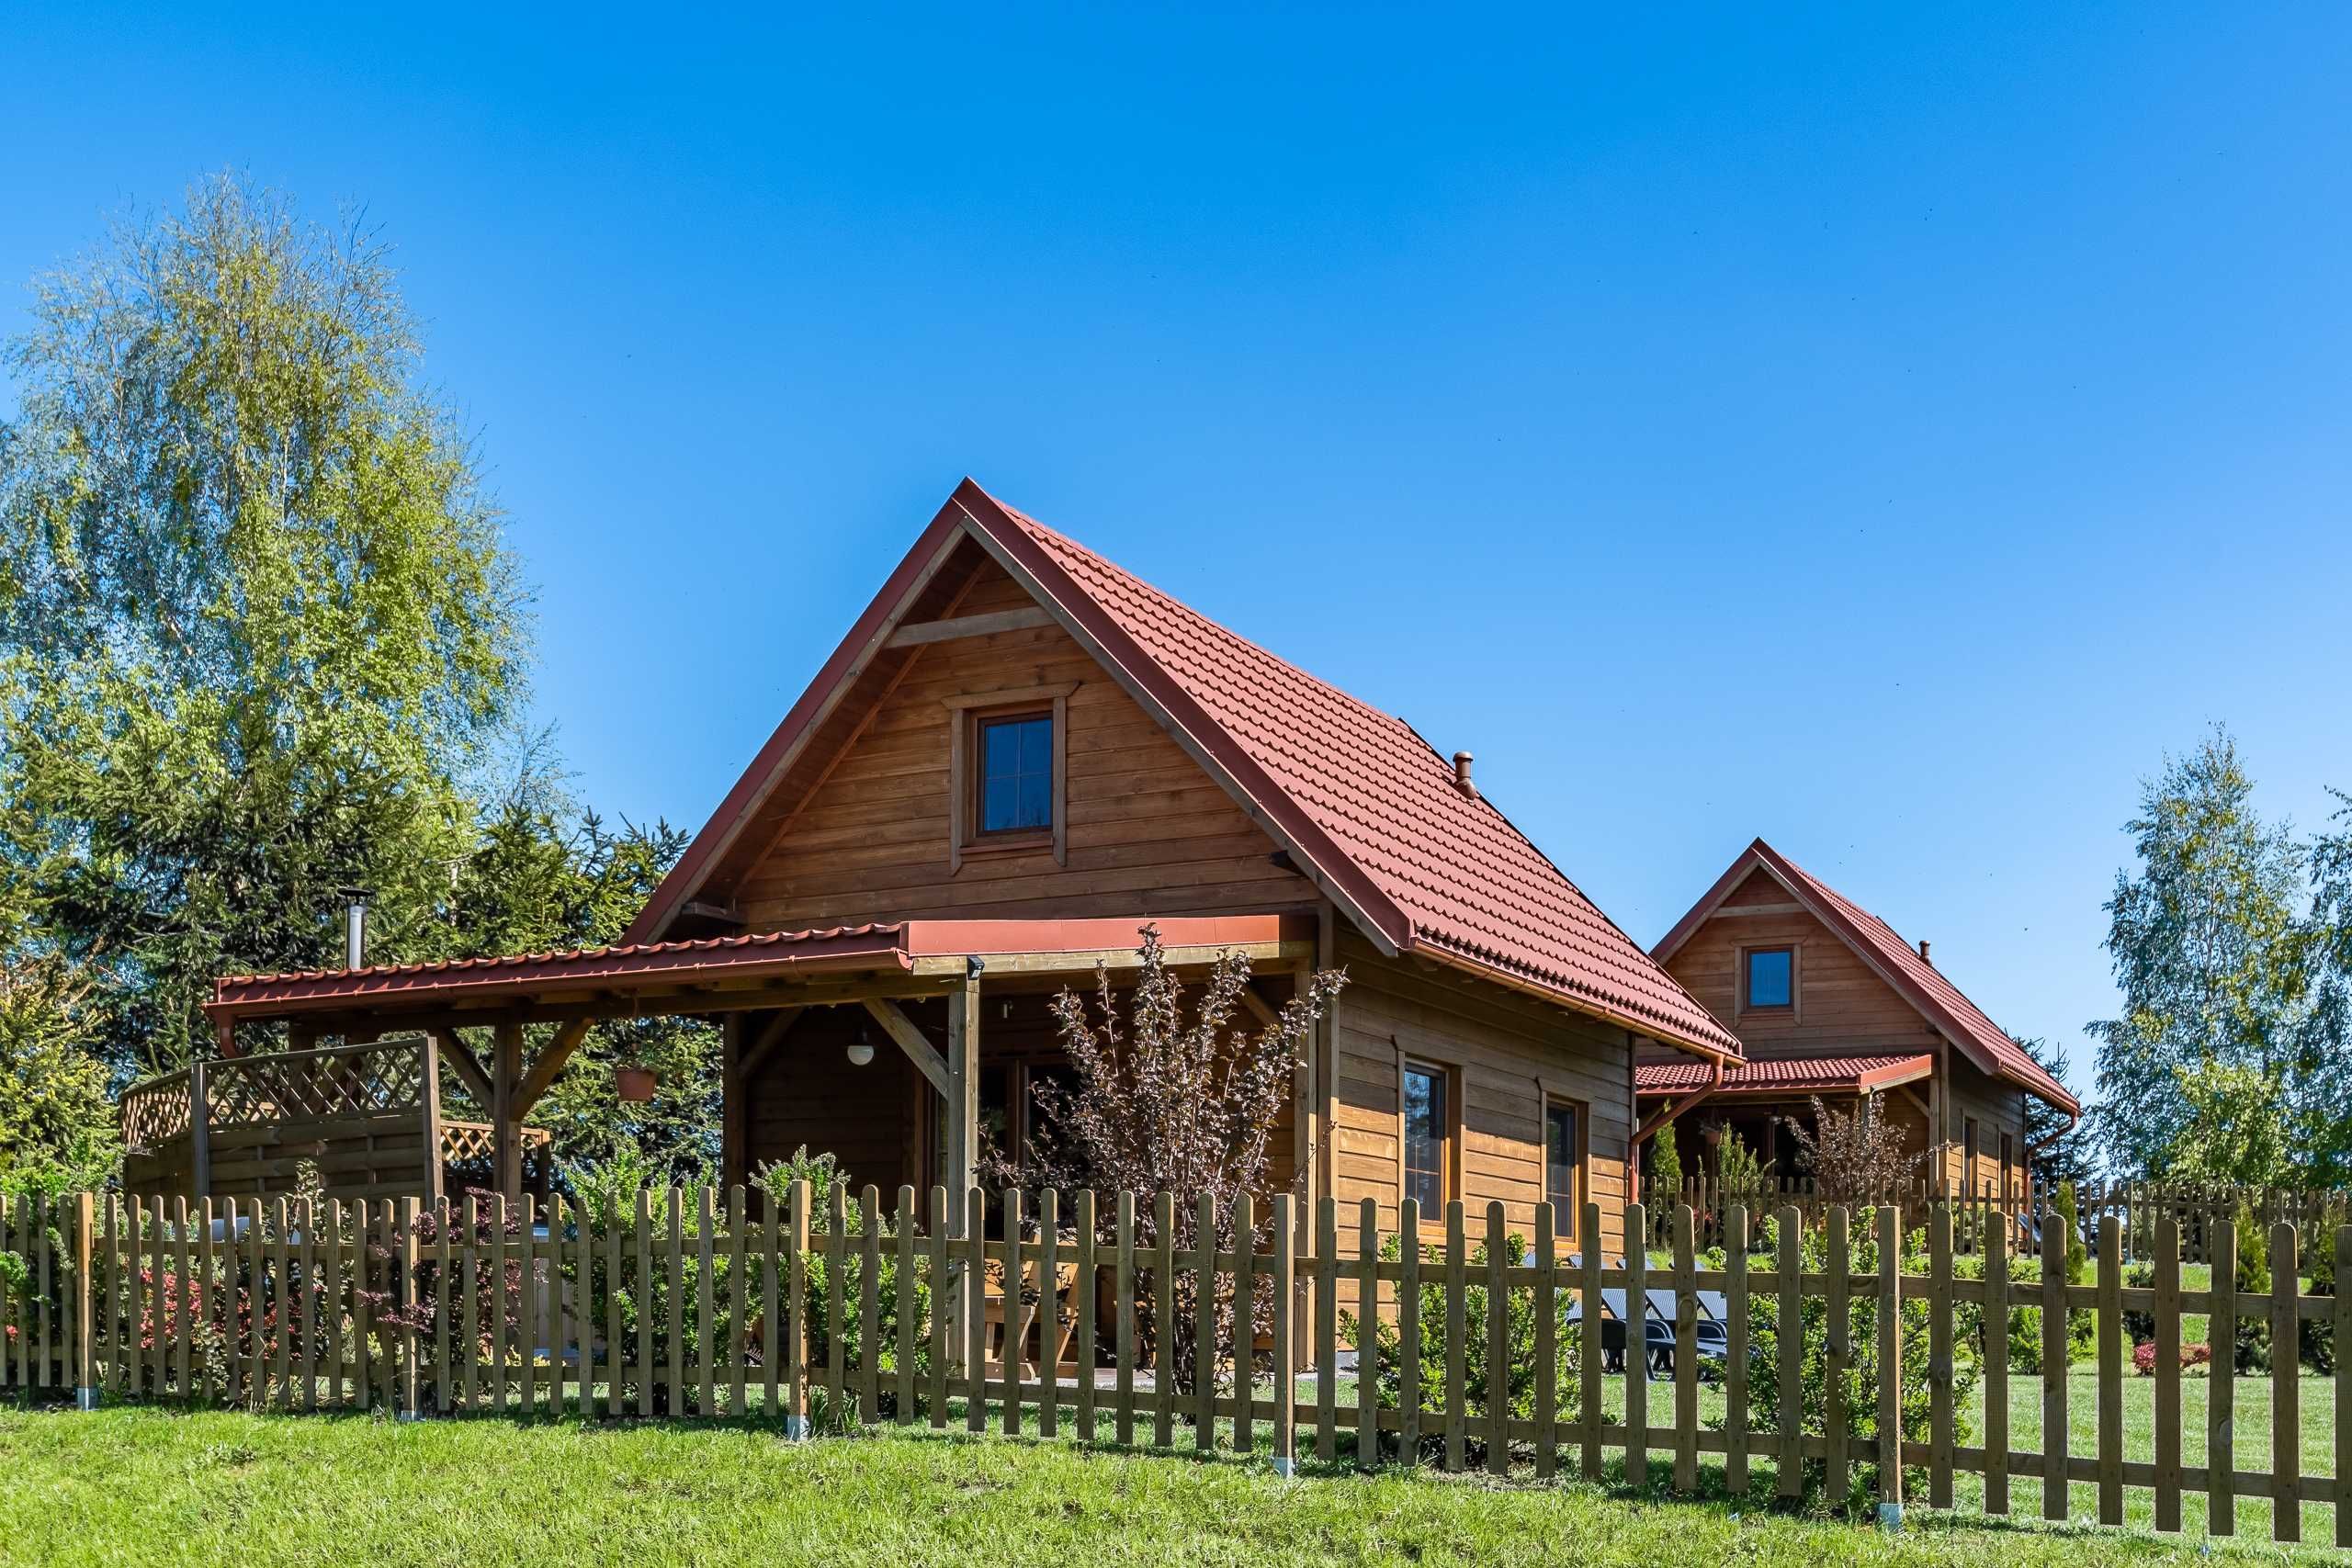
[29, 1179, 2352, 1552]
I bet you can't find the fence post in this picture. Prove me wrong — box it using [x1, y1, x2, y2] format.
[1724, 1203, 1748, 1495]
[2271, 1222, 2300, 1543]
[2335, 1223, 2352, 1550]
[1272, 1192, 1295, 1477]
[2154, 1215, 2181, 1532]
[1875, 1204, 1902, 1531]
[399, 1196, 421, 1420]
[74, 1193, 96, 1410]
[1625, 1201, 1649, 1490]
[1775, 1205, 1803, 1502]
[1825, 1206, 1849, 1503]
[1928, 1201, 1952, 1509]
[2097, 1213, 2121, 1526]
[2209, 1210, 2235, 1535]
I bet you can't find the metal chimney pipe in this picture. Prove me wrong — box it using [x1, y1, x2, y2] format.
[1917, 938, 1930, 964]
[345, 896, 368, 970]
[1453, 750, 1477, 798]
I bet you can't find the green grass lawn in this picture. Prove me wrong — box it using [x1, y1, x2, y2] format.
[6, 1400, 2345, 1567]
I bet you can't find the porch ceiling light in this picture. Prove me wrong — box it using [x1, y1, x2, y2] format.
[846, 1021, 875, 1068]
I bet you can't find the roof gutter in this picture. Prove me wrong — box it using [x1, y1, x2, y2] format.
[1413, 942, 1743, 1065]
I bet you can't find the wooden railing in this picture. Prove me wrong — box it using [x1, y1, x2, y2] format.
[6, 1184, 2349, 1548]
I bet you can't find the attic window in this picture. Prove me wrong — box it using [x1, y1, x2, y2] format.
[944, 682, 1076, 871]
[978, 714, 1053, 833]
[1743, 946, 1794, 1011]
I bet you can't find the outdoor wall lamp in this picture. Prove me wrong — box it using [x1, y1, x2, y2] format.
[846, 1021, 875, 1067]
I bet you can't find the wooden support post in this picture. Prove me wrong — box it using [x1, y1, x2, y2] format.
[188, 1059, 212, 1201]
[944, 964, 980, 1368]
[492, 1024, 524, 1203]
[74, 1192, 96, 1410]
[721, 1015, 745, 1194]
[419, 1029, 444, 1206]
[1876, 1204, 1903, 1530]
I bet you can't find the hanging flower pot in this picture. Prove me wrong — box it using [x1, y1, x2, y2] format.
[615, 1066, 656, 1103]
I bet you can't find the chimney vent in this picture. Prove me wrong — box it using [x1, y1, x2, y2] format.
[1452, 750, 1477, 798]
[1917, 938, 1931, 964]
[345, 894, 369, 971]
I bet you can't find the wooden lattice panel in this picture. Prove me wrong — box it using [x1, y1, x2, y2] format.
[207, 1036, 428, 1127]
[119, 1070, 194, 1151]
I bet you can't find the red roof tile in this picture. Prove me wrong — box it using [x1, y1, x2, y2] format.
[1654, 839, 2079, 1115]
[208, 915, 1311, 1021]
[209, 924, 912, 1018]
[1637, 1053, 1934, 1098]
[975, 488, 1740, 1057]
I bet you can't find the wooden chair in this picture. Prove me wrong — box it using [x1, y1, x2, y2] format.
[982, 1258, 1080, 1377]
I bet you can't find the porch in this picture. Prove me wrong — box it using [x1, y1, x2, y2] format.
[183, 914, 1319, 1214]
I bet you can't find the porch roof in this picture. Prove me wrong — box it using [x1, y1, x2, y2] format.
[205, 913, 1315, 1030]
[1635, 1052, 1934, 1100]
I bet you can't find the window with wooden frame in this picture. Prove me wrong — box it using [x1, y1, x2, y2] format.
[1999, 1131, 2015, 1202]
[1544, 1096, 1587, 1240]
[1400, 1059, 1455, 1217]
[944, 683, 1075, 871]
[1963, 1116, 1981, 1198]
[1741, 945, 1795, 1013]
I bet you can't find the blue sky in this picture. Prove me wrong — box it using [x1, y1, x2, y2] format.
[6, 5, 2350, 1102]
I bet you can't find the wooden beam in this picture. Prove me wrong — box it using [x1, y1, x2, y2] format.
[907, 940, 1314, 980]
[947, 969, 980, 1207]
[492, 1023, 524, 1201]
[1238, 984, 1283, 1032]
[740, 1007, 806, 1084]
[862, 998, 949, 1096]
[513, 1019, 594, 1119]
[432, 1027, 495, 1109]
[886, 604, 1055, 648]
[722, 1015, 745, 1193]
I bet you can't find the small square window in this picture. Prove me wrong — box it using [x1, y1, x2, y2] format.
[977, 714, 1054, 834]
[1745, 947, 1793, 1010]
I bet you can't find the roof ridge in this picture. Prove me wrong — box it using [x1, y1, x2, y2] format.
[990, 497, 1415, 735]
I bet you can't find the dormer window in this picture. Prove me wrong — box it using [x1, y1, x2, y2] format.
[944, 682, 1075, 871]
[978, 714, 1053, 834]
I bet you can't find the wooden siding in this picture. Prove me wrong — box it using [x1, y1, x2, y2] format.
[1328, 931, 1634, 1272]
[734, 559, 1305, 931]
[1655, 869, 1939, 1062]
[1655, 867, 2032, 1189]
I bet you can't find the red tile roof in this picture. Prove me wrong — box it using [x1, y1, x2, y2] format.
[208, 915, 1312, 1021]
[975, 488, 1741, 1058]
[1653, 839, 2079, 1114]
[1637, 1053, 1934, 1098]
[209, 924, 912, 1019]
[625, 479, 1739, 1060]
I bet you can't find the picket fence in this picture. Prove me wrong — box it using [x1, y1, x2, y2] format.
[4, 1184, 2349, 1548]
[1642, 1176, 2352, 1269]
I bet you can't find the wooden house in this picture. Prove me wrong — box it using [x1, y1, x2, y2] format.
[178, 479, 1740, 1261]
[1638, 837, 2079, 1202]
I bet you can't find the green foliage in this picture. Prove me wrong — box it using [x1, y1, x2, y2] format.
[1341, 1230, 1581, 1462]
[752, 1154, 933, 1411]
[2089, 728, 2324, 1181]
[0, 174, 531, 1076]
[2301, 1224, 2335, 1375]
[2233, 1203, 2272, 1373]
[2154, 1058, 2298, 1189]
[2014, 1035, 2094, 1190]
[2053, 1183, 2086, 1286]
[1729, 1212, 1980, 1508]
[1716, 1128, 1769, 1194]
[1649, 1122, 1683, 1198]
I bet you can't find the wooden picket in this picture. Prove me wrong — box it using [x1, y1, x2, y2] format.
[18, 1182, 2352, 1550]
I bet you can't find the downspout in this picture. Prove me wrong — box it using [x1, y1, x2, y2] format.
[1632, 1057, 1724, 1149]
